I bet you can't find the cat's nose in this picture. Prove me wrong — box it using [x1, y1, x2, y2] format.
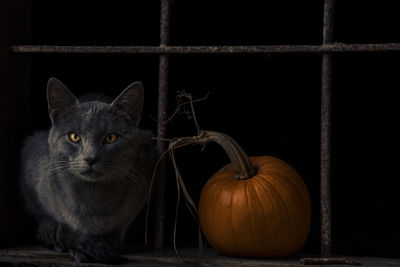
[84, 157, 98, 167]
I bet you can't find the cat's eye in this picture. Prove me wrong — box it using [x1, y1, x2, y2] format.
[105, 133, 118, 144]
[69, 132, 80, 143]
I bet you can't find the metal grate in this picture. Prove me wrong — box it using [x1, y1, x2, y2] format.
[9, 0, 400, 257]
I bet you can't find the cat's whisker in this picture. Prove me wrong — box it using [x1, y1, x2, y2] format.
[111, 166, 138, 180]
[49, 162, 68, 167]
[48, 166, 69, 173]
[113, 166, 147, 185]
[114, 169, 136, 182]
[48, 161, 148, 186]
[49, 170, 70, 178]
[101, 167, 133, 185]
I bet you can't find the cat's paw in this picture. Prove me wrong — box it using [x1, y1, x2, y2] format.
[69, 249, 93, 263]
[54, 245, 66, 253]
[71, 241, 126, 264]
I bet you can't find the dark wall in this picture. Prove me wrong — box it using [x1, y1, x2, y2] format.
[0, 0, 31, 247]
[1, 0, 399, 258]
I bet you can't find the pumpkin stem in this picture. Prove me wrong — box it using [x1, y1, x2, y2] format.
[155, 130, 257, 180]
[201, 131, 257, 180]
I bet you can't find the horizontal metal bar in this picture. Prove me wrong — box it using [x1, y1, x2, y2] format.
[9, 43, 400, 54]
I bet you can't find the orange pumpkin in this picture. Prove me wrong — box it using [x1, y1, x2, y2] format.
[197, 131, 311, 258]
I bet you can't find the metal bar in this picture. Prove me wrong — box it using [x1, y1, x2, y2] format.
[321, 0, 334, 258]
[154, 0, 170, 251]
[10, 43, 400, 54]
[160, 0, 170, 46]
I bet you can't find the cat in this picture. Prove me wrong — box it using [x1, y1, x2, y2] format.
[20, 78, 158, 263]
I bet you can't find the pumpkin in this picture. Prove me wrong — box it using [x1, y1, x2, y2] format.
[197, 131, 311, 258]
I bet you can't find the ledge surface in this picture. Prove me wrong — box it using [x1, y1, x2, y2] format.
[1, 246, 400, 266]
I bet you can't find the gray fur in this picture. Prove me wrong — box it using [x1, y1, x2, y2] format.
[20, 78, 157, 263]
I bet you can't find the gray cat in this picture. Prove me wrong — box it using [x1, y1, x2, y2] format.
[20, 78, 158, 263]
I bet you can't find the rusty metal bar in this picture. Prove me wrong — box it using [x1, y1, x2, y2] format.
[154, 0, 170, 250]
[10, 43, 400, 54]
[321, 0, 334, 258]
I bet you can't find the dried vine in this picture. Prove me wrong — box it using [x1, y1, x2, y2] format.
[145, 90, 257, 260]
[145, 91, 209, 260]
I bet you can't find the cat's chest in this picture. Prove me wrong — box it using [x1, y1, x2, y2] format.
[62, 180, 129, 212]
[80, 184, 133, 216]
[46, 179, 137, 231]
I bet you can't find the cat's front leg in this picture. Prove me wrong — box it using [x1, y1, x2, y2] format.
[37, 221, 123, 263]
[36, 220, 67, 253]
[68, 233, 125, 264]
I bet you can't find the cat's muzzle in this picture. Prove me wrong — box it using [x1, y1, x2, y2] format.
[80, 168, 102, 181]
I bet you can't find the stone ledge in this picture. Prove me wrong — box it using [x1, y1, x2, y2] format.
[1, 246, 400, 266]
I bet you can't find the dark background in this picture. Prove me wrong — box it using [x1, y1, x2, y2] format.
[1, 0, 399, 259]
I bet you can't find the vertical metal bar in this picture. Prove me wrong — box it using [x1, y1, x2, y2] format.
[154, 0, 170, 250]
[321, 0, 334, 258]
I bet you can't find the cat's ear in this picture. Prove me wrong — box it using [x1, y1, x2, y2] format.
[47, 78, 79, 123]
[111, 81, 144, 127]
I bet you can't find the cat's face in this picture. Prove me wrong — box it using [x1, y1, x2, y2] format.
[47, 78, 145, 182]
